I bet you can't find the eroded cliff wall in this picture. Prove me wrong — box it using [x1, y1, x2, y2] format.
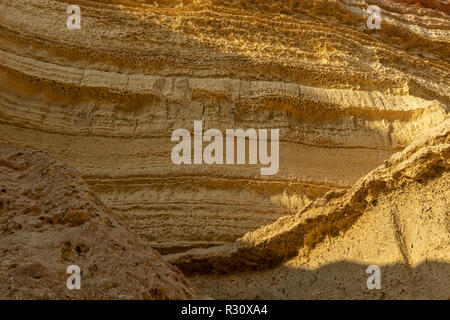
[0, 0, 448, 256]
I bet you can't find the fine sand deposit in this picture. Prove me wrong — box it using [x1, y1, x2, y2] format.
[0, 0, 448, 299]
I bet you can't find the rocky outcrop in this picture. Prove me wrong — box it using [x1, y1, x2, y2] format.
[0, 144, 206, 299]
[169, 116, 449, 299]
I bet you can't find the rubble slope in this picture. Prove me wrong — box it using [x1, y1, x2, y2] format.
[0, 144, 205, 299]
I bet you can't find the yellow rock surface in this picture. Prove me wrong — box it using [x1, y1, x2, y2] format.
[0, 0, 448, 299]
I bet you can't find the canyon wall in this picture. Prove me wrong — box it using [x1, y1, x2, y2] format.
[0, 0, 448, 257]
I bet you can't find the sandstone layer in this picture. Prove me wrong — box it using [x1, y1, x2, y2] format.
[0, 0, 448, 255]
[0, 144, 205, 299]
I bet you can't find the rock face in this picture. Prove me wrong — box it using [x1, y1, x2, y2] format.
[0, 0, 448, 299]
[0, 0, 448, 254]
[168, 116, 450, 299]
[0, 144, 205, 299]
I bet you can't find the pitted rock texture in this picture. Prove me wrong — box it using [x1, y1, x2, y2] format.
[0, 144, 206, 299]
